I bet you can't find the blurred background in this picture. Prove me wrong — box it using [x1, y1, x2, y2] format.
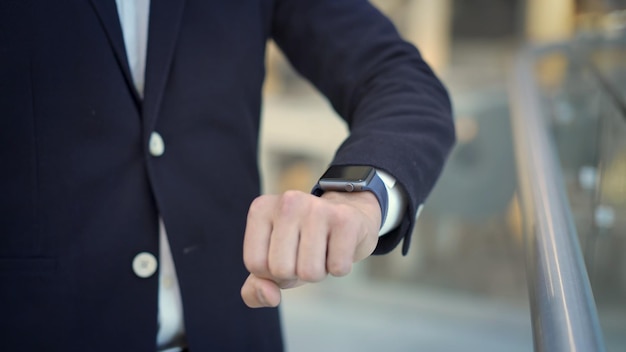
[258, 1, 626, 351]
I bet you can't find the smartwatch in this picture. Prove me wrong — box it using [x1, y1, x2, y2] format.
[312, 165, 388, 225]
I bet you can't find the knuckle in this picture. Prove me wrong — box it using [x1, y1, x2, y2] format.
[246, 202, 263, 224]
[327, 258, 352, 277]
[268, 260, 295, 280]
[297, 264, 326, 283]
[328, 204, 352, 226]
[277, 190, 304, 216]
[309, 199, 330, 219]
[243, 255, 267, 275]
[248, 196, 268, 217]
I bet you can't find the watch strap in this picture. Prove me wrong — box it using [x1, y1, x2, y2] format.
[312, 170, 389, 227]
[361, 171, 388, 226]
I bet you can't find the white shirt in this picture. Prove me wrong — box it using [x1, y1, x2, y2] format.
[114, 2, 408, 350]
[115, 1, 185, 350]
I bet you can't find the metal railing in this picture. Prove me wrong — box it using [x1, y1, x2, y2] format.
[509, 46, 607, 352]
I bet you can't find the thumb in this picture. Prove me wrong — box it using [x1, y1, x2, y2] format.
[241, 274, 308, 308]
[241, 274, 282, 308]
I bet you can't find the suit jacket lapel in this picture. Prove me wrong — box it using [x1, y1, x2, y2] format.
[143, 0, 186, 129]
[88, 0, 141, 105]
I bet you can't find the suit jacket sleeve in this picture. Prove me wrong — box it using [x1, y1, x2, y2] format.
[271, 0, 456, 255]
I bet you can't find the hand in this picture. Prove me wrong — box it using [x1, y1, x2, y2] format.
[240, 190, 381, 308]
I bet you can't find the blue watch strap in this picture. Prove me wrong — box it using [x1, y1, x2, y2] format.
[362, 171, 388, 226]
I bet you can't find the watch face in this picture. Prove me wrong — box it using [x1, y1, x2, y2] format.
[321, 165, 375, 182]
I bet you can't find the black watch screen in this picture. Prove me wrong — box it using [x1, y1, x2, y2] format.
[319, 165, 375, 183]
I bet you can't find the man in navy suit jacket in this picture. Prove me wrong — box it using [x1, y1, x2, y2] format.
[0, 0, 454, 350]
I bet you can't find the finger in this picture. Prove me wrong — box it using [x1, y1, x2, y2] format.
[240, 274, 307, 308]
[326, 216, 359, 277]
[320, 191, 380, 265]
[267, 191, 304, 281]
[296, 203, 330, 282]
[241, 274, 282, 308]
[243, 196, 276, 277]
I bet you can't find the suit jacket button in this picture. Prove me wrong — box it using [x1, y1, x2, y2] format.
[149, 132, 165, 157]
[132, 252, 158, 278]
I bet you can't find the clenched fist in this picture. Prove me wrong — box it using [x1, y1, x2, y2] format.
[240, 190, 381, 308]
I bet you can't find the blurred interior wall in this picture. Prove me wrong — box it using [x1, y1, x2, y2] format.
[403, 0, 453, 73]
[525, 0, 576, 41]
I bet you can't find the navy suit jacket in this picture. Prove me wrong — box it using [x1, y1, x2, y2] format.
[0, 0, 454, 350]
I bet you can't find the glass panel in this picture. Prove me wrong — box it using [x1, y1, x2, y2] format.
[535, 41, 626, 351]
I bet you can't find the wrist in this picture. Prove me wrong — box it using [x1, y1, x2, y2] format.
[312, 165, 389, 227]
[320, 191, 382, 233]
